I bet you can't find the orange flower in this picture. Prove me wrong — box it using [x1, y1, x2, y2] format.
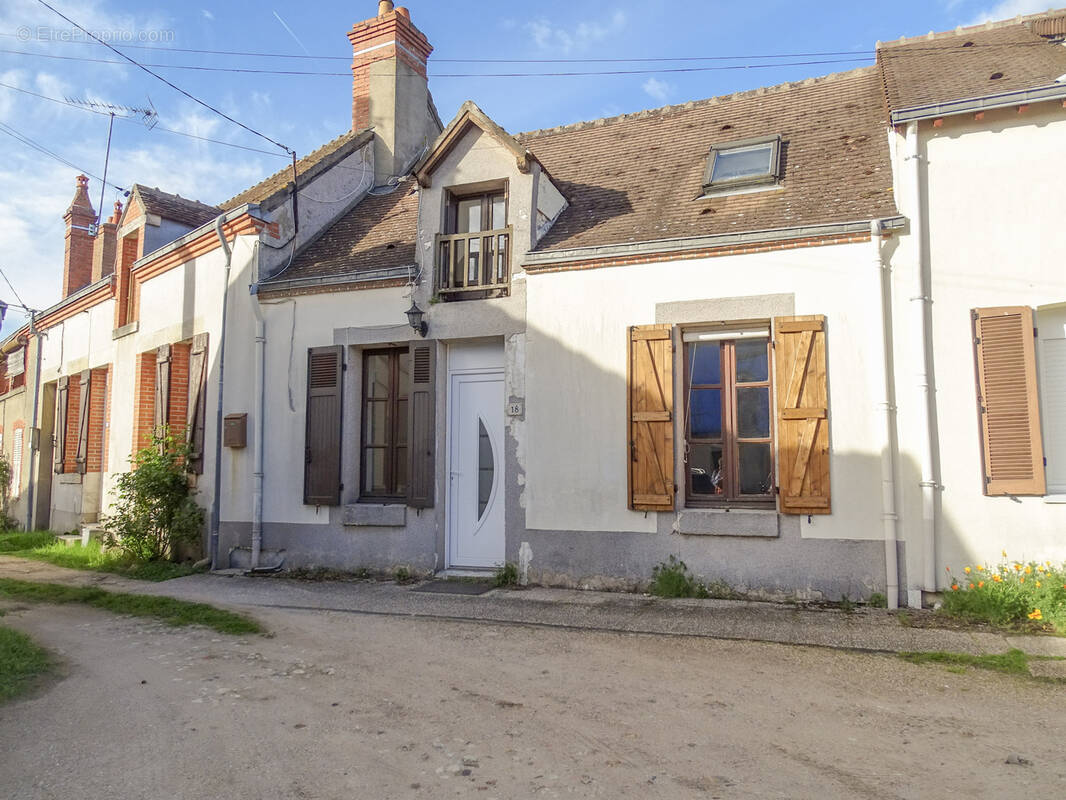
[969, 583, 975, 590]
[946, 566, 951, 573]
[1024, 566, 1032, 575]
[1014, 563, 1022, 572]
[978, 581, 985, 588]
[1028, 609, 1043, 621]
[1020, 577, 1026, 583]
[952, 584, 960, 591]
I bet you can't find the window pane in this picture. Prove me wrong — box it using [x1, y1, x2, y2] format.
[496, 234, 509, 282]
[438, 240, 450, 288]
[491, 194, 506, 229]
[735, 338, 769, 382]
[457, 197, 482, 233]
[738, 442, 772, 495]
[689, 442, 724, 496]
[364, 448, 387, 494]
[365, 355, 390, 399]
[689, 388, 722, 439]
[453, 239, 465, 286]
[736, 387, 770, 438]
[689, 342, 721, 385]
[711, 144, 773, 183]
[397, 353, 410, 399]
[468, 238, 480, 283]
[365, 400, 388, 446]
[478, 418, 494, 520]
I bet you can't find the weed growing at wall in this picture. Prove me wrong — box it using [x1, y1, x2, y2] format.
[494, 562, 518, 588]
[941, 552, 1066, 634]
[103, 433, 203, 562]
[650, 555, 711, 599]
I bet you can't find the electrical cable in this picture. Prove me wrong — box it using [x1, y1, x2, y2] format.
[32, 0, 293, 155]
[0, 82, 288, 157]
[0, 120, 125, 190]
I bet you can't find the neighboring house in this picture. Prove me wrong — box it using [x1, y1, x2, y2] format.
[0, 325, 36, 527]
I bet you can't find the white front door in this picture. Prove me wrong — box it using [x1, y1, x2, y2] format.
[447, 370, 505, 568]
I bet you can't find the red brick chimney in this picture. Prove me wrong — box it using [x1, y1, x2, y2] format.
[91, 200, 123, 283]
[63, 174, 96, 298]
[348, 1, 437, 183]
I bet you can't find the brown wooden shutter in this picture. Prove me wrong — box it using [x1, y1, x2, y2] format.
[407, 341, 436, 508]
[186, 333, 209, 474]
[972, 306, 1046, 495]
[304, 345, 343, 505]
[627, 324, 675, 511]
[154, 343, 172, 442]
[75, 369, 91, 474]
[774, 315, 831, 514]
[54, 375, 68, 474]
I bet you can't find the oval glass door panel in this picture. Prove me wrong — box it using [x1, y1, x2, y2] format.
[477, 418, 494, 521]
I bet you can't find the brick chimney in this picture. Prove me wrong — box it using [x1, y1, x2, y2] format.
[91, 200, 123, 283]
[348, 1, 436, 183]
[63, 174, 96, 298]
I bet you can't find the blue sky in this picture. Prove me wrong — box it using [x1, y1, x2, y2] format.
[0, 0, 1054, 335]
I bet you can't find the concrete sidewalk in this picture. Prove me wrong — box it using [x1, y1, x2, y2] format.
[2, 555, 1065, 670]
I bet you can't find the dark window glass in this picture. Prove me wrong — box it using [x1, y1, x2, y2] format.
[361, 348, 410, 499]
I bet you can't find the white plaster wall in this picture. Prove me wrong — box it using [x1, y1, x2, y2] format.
[524, 241, 885, 538]
[889, 103, 1066, 584]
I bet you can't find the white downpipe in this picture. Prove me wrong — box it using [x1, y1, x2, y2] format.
[249, 265, 266, 571]
[209, 216, 233, 570]
[871, 220, 900, 609]
[906, 121, 938, 598]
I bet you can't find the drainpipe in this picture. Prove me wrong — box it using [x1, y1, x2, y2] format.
[209, 216, 234, 569]
[871, 220, 899, 610]
[24, 314, 43, 532]
[906, 121, 938, 601]
[248, 257, 266, 571]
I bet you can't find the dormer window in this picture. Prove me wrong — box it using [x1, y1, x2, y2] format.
[436, 182, 511, 300]
[702, 135, 782, 196]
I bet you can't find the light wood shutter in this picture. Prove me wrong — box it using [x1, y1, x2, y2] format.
[406, 341, 436, 509]
[774, 315, 831, 514]
[627, 324, 675, 511]
[972, 307, 1045, 495]
[154, 343, 172, 442]
[186, 333, 209, 474]
[75, 369, 91, 474]
[54, 375, 68, 474]
[304, 345, 343, 505]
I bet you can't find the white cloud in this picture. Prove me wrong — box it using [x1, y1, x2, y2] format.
[526, 10, 628, 53]
[642, 77, 673, 103]
[202, 9, 215, 21]
[964, 0, 1054, 25]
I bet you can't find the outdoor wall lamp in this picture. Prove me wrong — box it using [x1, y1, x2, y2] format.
[405, 301, 428, 337]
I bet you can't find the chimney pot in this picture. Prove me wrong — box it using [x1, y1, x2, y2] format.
[378, 0, 394, 16]
[76, 174, 89, 189]
[110, 200, 123, 225]
[395, 6, 410, 18]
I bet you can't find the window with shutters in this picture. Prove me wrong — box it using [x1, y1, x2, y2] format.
[361, 348, 410, 500]
[305, 345, 343, 505]
[682, 328, 775, 506]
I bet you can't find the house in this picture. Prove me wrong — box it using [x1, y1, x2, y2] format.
[11, 4, 1065, 609]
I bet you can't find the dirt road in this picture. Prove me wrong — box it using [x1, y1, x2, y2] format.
[2, 601, 1063, 799]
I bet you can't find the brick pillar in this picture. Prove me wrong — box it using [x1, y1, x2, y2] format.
[87, 367, 109, 473]
[91, 201, 122, 283]
[63, 175, 96, 299]
[131, 352, 157, 455]
[63, 378, 81, 474]
[168, 343, 191, 439]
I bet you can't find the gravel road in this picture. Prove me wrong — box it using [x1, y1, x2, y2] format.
[2, 601, 1064, 799]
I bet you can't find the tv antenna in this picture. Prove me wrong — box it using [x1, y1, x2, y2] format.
[65, 96, 159, 231]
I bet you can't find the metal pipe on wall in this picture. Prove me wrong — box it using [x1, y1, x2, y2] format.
[209, 216, 234, 570]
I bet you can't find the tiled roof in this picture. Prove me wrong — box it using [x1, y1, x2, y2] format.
[878, 13, 1066, 112]
[267, 177, 419, 285]
[518, 66, 897, 254]
[219, 129, 373, 212]
[132, 184, 221, 229]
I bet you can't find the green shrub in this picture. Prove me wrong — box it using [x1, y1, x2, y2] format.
[868, 592, 888, 609]
[103, 433, 203, 562]
[650, 555, 710, 599]
[494, 562, 519, 587]
[0, 452, 19, 532]
[941, 553, 1066, 633]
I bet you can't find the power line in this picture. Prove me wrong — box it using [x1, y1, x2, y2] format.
[0, 81, 289, 157]
[0, 266, 32, 314]
[0, 120, 125, 191]
[33, 0, 294, 155]
[0, 47, 875, 76]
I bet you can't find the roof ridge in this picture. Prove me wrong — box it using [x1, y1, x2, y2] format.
[516, 65, 878, 139]
[876, 7, 1066, 49]
[132, 183, 219, 210]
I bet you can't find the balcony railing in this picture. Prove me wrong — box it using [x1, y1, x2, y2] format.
[436, 227, 512, 297]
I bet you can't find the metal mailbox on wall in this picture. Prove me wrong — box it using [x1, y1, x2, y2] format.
[223, 413, 247, 448]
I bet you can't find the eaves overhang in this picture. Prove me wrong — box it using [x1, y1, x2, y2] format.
[524, 216, 907, 269]
[890, 83, 1066, 124]
[257, 264, 414, 294]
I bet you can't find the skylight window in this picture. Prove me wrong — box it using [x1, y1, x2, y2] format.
[702, 135, 783, 195]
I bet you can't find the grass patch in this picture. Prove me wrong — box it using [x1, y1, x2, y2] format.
[899, 648, 1062, 677]
[0, 532, 199, 582]
[941, 554, 1066, 634]
[650, 555, 711, 599]
[0, 578, 262, 635]
[0, 626, 53, 703]
[494, 562, 519, 588]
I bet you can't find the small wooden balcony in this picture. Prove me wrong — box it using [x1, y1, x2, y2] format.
[435, 227, 511, 299]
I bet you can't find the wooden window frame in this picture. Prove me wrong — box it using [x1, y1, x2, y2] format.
[683, 333, 775, 508]
[360, 347, 410, 502]
[436, 182, 511, 300]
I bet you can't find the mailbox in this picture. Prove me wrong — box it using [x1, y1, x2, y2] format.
[223, 413, 247, 448]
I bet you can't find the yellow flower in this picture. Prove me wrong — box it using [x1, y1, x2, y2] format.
[964, 566, 972, 574]
[1014, 563, 1022, 572]
[1003, 550, 1008, 558]
[1025, 566, 1032, 575]
[1028, 609, 1043, 621]
[994, 575, 1003, 583]
[1036, 581, 1041, 588]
